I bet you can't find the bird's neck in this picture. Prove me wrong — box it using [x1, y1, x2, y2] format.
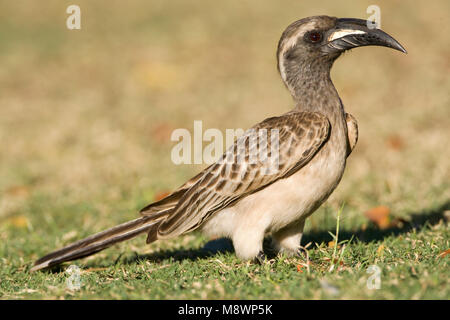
[285, 61, 345, 125]
[287, 67, 348, 155]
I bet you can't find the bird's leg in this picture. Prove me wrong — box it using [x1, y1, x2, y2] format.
[296, 246, 308, 259]
[232, 226, 265, 262]
[271, 220, 305, 257]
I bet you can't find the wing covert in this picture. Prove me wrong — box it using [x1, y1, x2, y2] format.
[157, 112, 330, 238]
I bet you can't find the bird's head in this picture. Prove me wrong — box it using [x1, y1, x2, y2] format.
[277, 16, 406, 97]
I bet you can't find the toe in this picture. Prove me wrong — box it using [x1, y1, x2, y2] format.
[254, 250, 267, 264]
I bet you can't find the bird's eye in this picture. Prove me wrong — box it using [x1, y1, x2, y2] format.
[308, 31, 322, 43]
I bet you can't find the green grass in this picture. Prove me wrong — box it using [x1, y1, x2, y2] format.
[0, 0, 449, 299]
[1, 195, 448, 299]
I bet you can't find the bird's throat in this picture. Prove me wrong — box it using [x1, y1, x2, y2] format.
[291, 74, 343, 115]
[288, 64, 347, 135]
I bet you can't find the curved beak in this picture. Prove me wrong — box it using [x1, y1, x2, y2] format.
[323, 18, 407, 54]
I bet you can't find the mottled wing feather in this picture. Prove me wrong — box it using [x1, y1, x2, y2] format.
[345, 113, 358, 156]
[157, 112, 330, 238]
[139, 164, 215, 215]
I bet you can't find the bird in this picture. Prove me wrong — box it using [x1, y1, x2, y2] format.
[31, 15, 406, 271]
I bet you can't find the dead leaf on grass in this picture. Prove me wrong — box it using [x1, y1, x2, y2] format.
[154, 191, 170, 201]
[437, 249, 450, 259]
[6, 215, 30, 229]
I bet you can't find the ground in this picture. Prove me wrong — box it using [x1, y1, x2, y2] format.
[0, 0, 449, 299]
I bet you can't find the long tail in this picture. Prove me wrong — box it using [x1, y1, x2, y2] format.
[31, 213, 166, 272]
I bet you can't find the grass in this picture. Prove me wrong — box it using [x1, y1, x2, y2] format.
[1, 203, 449, 299]
[0, 0, 449, 299]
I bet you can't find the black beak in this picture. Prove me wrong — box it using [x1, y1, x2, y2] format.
[323, 18, 407, 54]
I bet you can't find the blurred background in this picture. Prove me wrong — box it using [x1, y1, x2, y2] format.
[0, 1, 448, 259]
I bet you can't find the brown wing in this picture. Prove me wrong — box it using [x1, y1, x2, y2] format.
[155, 111, 330, 239]
[139, 164, 214, 216]
[345, 112, 358, 156]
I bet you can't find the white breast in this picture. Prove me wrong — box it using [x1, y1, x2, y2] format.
[201, 137, 347, 238]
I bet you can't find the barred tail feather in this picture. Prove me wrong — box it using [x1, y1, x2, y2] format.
[31, 213, 165, 272]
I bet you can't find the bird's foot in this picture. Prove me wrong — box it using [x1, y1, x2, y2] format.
[295, 246, 310, 262]
[254, 251, 267, 265]
[296, 247, 307, 258]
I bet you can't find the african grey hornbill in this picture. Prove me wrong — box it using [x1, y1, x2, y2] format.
[31, 16, 406, 271]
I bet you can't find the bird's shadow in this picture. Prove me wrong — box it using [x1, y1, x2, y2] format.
[122, 200, 449, 265]
[303, 200, 449, 245]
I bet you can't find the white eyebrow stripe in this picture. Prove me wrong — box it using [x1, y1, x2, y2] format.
[278, 21, 319, 82]
[282, 20, 319, 52]
[278, 54, 289, 83]
[328, 29, 366, 42]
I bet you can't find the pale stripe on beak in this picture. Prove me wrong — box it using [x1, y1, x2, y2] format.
[327, 29, 366, 42]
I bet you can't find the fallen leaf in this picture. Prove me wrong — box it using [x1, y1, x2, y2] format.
[150, 123, 176, 143]
[6, 216, 29, 229]
[437, 249, 450, 259]
[328, 241, 341, 249]
[5, 185, 30, 198]
[377, 244, 385, 256]
[365, 206, 391, 229]
[386, 134, 405, 150]
[296, 265, 303, 273]
[154, 191, 170, 201]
